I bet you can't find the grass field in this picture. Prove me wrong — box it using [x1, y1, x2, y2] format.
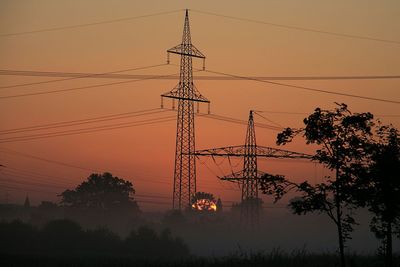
[1, 251, 398, 267]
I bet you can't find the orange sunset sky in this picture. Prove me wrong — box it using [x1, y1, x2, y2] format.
[0, 1, 399, 210]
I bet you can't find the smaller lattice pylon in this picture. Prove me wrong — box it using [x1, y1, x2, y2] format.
[220, 168, 266, 228]
[194, 110, 312, 227]
[220, 111, 261, 227]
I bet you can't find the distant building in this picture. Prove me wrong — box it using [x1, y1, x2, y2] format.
[24, 195, 30, 209]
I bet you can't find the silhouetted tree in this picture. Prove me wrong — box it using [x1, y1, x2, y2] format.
[158, 228, 190, 258]
[60, 172, 140, 214]
[260, 103, 374, 267]
[125, 226, 189, 259]
[0, 220, 36, 254]
[0, 219, 190, 261]
[85, 227, 121, 254]
[38, 201, 58, 210]
[40, 219, 85, 252]
[31, 201, 61, 225]
[357, 125, 400, 267]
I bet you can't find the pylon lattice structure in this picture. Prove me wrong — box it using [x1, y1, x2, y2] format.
[161, 10, 210, 210]
[195, 110, 312, 227]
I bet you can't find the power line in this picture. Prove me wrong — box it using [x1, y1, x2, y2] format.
[1, 163, 225, 194]
[0, 177, 175, 206]
[0, 176, 285, 208]
[0, 151, 178, 190]
[0, 174, 67, 190]
[135, 194, 170, 200]
[0, 108, 166, 135]
[197, 158, 241, 191]
[134, 200, 171, 206]
[0, 150, 219, 190]
[257, 110, 315, 115]
[0, 168, 175, 198]
[2, 69, 400, 82]
[0, 63, 168, 90]
[191, 9, 400, 46]
[3, 166, 170, 187]
[0, 148, 173, 185]
[0, 182, 236, 208]
[5, 166, 69, 181]
[0, 9, 182, 37]
[0, 184, 59, 195]
[0, 173, 231, 199]
[197, 113, 283, 131]
[0, 164, 288, 209]
[3, 164, 162, 188]
[0, 150, 233, 191]
[197, 157, 242, 192]
[0, 183, 168, 204]
[0, 181, 168, 205]
[0, 147, 100, 172]
[204, 69, 400, 105]
[1, 168, 74, 187]
[1, 164, 176, 191]
[0, 116, 175, 142]
[252, 111, 283, 128]
[0, 69, 182, 100]
[256, 110, 400, 118]
[0, 174, 172, 199]
[0, 116, 176, 143]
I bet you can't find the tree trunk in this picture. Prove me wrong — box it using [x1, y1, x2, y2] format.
[335, 167, 346, 267]
[385, 222, 393, 267]
[336, 200, 346, 267]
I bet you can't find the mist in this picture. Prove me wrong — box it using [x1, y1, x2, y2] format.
[1, 200, 398, 257]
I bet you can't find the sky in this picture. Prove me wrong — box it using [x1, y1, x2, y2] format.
[0, 0, 399, 210]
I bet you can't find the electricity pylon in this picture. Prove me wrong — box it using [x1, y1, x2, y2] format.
[161, 10, 210, 210]
[195, 111, 312, 227]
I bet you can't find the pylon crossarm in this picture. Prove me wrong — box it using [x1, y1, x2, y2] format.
[192, 84, 209, 102]
[162, 94, 210, 103]
[194, 145, 313, 159]
[168, 44, 205, 59]
[161, 83, 210, 103]
[255, 146, 313, 159]
[194, 145, 247, 156]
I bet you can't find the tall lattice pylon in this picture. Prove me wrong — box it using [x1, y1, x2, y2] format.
[161, 10, 210, 210]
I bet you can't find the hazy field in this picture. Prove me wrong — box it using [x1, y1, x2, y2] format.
[1, 251, 399, 267]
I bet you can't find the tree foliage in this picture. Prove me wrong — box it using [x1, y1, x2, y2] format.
[0, 219, 190, 260]
[357, 124, 400, 266]
[260, 103, 375, 267]
[125, 226, 189, 258]
[364, 125, 400, 232]
[60, 172, 139, 213]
